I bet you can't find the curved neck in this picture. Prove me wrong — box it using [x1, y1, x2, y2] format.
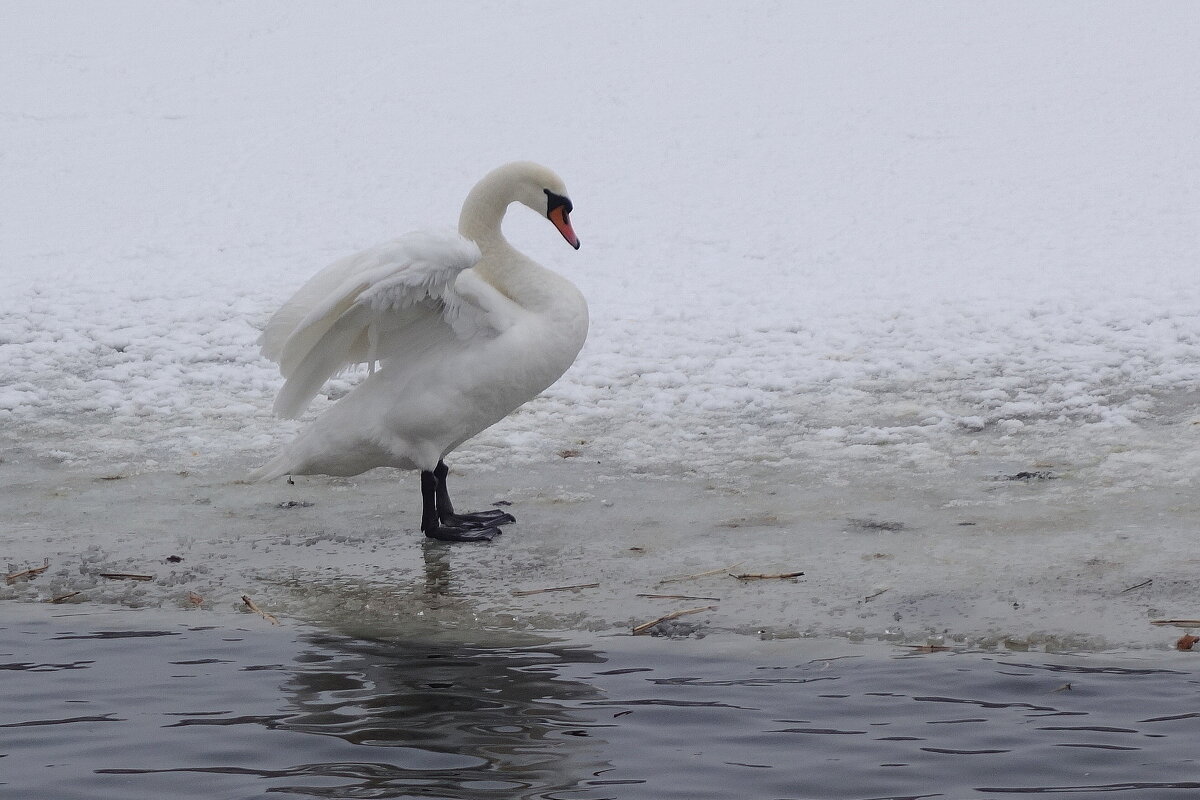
[454, 165, 578, 314]
[457, 177, 514, 252]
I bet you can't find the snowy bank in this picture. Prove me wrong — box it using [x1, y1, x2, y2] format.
[3, 3, 1200, 647]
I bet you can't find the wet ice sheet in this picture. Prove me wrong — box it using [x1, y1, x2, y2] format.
[4, 440, 1198, 651]
[2, 608, 1198, 800]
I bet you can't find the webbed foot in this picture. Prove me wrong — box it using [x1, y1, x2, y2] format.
[424, 523, 503, 543]
[441, 509, 516, 529]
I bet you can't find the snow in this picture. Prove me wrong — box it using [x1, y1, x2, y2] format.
[3, 2, 1200, 647]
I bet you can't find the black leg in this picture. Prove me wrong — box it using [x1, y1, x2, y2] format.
[433, 460, 456, 517]
[433, 460, 516, 529]
[420, 463, 513, 542]
[420, 470, 441, 535]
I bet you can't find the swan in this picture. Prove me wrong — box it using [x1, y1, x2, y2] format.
[251, 162, 589, 541]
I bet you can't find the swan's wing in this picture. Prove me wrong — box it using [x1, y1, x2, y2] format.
[266, 230, 515, 419]
[260, 231, 474, 371]
[273, 232, 479, 377]
[259, 248, 370, 368]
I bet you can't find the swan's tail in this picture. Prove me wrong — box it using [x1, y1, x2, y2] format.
[246, 453, 293, 483]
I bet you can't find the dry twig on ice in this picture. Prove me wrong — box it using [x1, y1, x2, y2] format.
[511, 582, 599, 597]
[730, 571, 804, 581]
[6, 559, 49, 584]
[656, 562, 742, 586]
[242, 595, 279, 625]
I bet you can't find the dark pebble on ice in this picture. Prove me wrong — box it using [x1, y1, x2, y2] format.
[650, 621, 706, 639]
[994, 471, 1057, 482]
[849, 518, 906, 532]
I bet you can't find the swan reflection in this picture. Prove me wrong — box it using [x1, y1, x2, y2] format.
[263, 633, 611, 798]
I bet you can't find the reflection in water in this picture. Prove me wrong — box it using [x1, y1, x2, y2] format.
[3, 617, 1200, 800]
[269, 634, 612, 798]
[0, 622, 617, 800]
[131, 635, 612, 799]
[421, 539, 455, 600]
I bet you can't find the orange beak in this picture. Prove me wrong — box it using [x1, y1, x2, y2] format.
[549, 206, 580, 250]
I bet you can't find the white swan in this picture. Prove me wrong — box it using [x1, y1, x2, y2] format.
[252, 162, 588, 541]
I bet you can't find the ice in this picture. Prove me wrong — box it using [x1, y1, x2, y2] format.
[4, 442, 1199, 651]
[3, 3, 1200, 648]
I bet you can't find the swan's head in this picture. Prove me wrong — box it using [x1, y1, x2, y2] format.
[509, 162, 580, 250]
[541, 186, 580, 250]
[467, 161, 581, 250]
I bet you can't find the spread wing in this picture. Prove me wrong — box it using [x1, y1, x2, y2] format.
[259, 229, 517, 419]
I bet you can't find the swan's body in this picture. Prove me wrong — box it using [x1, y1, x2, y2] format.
[252, 162, 588, 540]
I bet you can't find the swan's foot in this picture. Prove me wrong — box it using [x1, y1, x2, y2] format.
[441, 509, 516, 529]
[419, 464, 513, 543]
[424, 523, 503, 543]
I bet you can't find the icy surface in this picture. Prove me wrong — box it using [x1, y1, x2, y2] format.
[3, 3, 1200, 648]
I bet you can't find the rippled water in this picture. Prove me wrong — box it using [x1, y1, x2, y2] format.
[3, 613, 1199, 799]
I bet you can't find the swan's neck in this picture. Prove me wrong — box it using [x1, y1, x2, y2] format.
[455, 168, 583, 319]
[457, 179, 540, 303]
[457, 176, 513, 252]
[458, 193, 526, 293]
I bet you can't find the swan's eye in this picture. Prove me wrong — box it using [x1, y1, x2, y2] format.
[544, 188, 573, 216]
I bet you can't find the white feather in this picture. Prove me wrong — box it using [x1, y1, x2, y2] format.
[261, 230, 490, 419]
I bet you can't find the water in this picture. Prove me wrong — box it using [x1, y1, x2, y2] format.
[3, 611, 1199, 800]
